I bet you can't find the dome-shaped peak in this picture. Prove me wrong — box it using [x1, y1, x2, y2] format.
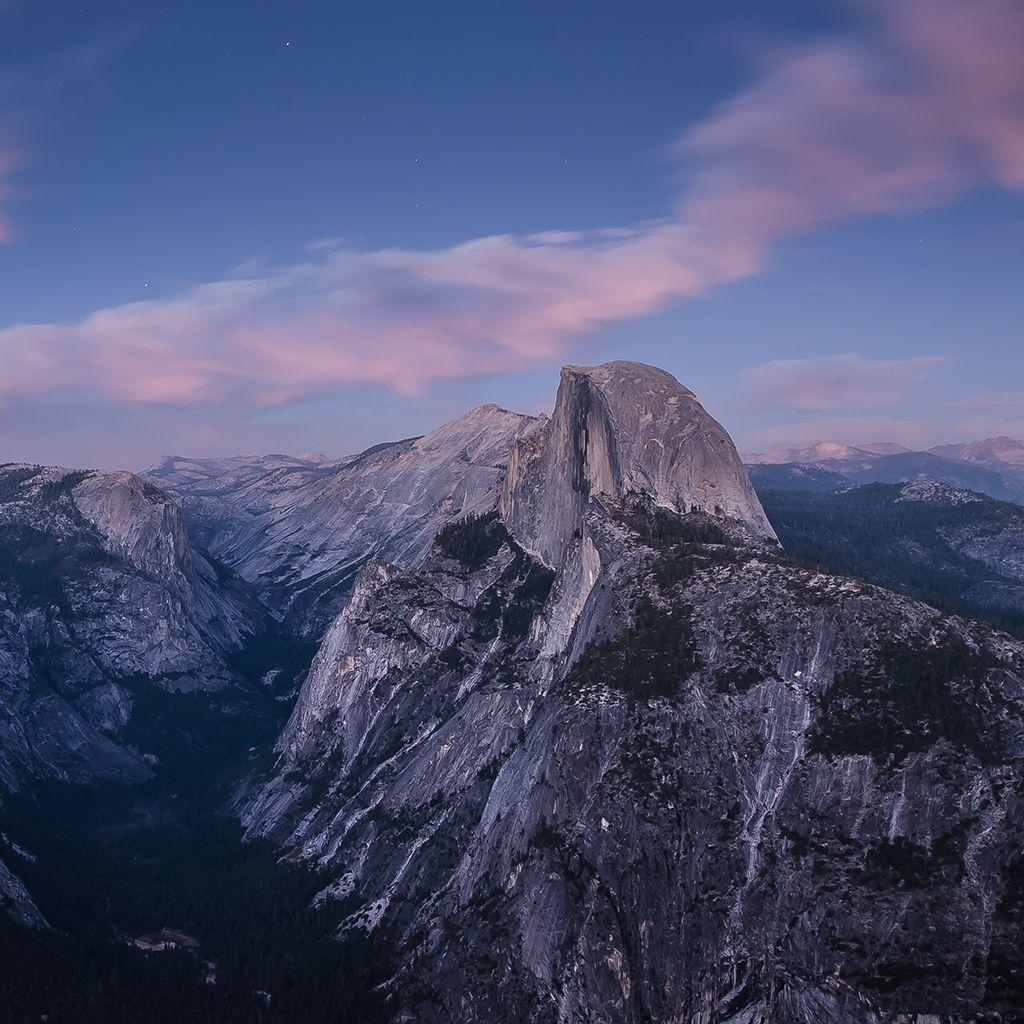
[501, 360, 776, 566]
[561, 360, 698, 399]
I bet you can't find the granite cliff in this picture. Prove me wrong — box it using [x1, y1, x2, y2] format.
[245, 362, 1024, 1023]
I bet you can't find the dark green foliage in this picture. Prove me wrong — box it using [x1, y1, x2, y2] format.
[747, 463, 851, 493]
[809, 632, 1004, 766]
[501, 561, 555, 639]
[567, 596, 702, 699]
[0, 523, 116, 607]
[435, 511, 510, 570]
[0, 667, 389, 1024]
[613, 499, 749, 593]
[981, 855, 1024, 1019]
[35, 469, 93, 504]
[757, 484, 1024, 636]
[0, 604, 393, 1024]
[0, 786, 389, 1024]
[713, 664, 765, 694]
[615, 500, 732, 550]
[0, 464, 43, 501]
[860, 836, 942, 889]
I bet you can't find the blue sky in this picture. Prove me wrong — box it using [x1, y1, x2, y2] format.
[0, 0, 1022, 468]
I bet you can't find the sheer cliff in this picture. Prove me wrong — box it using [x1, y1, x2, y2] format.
[245, 362, 1024, 1023]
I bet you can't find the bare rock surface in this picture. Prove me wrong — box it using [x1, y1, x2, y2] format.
[147, 405, 541, 634]
[501, 361, 775, 569]
[246, 363, 1024, 1023]
[0, 853, 45, 929]
[0, 463, 267, 796]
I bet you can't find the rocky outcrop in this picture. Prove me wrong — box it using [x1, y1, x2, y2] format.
[248, 494, 1024, 1023]
[0, 463, 268, 796]
[0, 853, 45, 929]
[147, 405, 542, 634]
[501, 362, 775, 569]
[247, 363, 1024, 1023]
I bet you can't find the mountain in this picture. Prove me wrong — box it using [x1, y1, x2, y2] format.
[853, 441, 911, 456]
[743, 443, 1022, 503]
[841, 450, 1018, 499]
[146, 405, 542, 635]
[930, 436, 1024, 468]
[928, 437, 1024, 504]
[0, 463, 271, 797]
[741, 441, 875, 465]
[746, 462, 853, 493]
[756, 479, 1024, 634]
[245, 362, 1024, 1024]
[501, 362, 775, 568]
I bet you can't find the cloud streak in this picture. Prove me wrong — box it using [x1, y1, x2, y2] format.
[2, 0, 1024, 410]
[742, 353, 948, 413]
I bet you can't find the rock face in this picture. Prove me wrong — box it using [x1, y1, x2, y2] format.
[147, 405, 541, 634]
[0, 464, 267, 796]
[246, 362, 1024, 1023]
[0, 853, 44, 929]
[501, 362, 775, 568]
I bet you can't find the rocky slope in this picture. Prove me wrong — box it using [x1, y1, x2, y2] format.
[756, 480, 1024, 634]
[0, 848, 44, 929]
[246, 362, 1024, 1023]
[147, 405, 542, 634]
[0, 463, 268, 798]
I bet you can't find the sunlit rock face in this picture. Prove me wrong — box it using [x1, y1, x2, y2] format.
[501, 361, 776, 569]
[0, 464, 266, 797]
[147, 404, 543, 634]
[247, 362, 1024, 1024]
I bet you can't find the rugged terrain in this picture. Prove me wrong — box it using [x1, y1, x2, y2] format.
[756, 480, 1024, 634]
[0, 464, 270, 794]
[4, 362, 1024, 1023]
[744, 440, 1024, 504]
[245, 362, 1024, 1024]
[0, 463, 276, 933]
[146, 405, 541, 635]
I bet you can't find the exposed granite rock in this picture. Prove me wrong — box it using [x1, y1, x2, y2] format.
[248, 493, 1024, 1023]
[0, 853, 45, 929]
[0, 463, 268, 795]
[147, 405, 542, 634]
[501, 362, 775, 569]
[246, 365, 1024, 1023]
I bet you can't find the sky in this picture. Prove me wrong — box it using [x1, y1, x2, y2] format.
[0, 0, 1022, 469]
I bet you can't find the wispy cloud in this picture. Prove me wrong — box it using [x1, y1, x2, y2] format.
[951, 391, 1024, 413]
[2, 0, 1024, 409]
[742, 353, 948, 413]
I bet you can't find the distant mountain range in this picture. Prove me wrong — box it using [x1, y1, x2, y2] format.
[744, 435, 1024, 503]
[755, 479, 1024, 635]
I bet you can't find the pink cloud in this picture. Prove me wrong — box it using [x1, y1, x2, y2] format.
[951, 391, 1024, 413]
[2, 0, 1024, 409]
[742, 353, 949, 413]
